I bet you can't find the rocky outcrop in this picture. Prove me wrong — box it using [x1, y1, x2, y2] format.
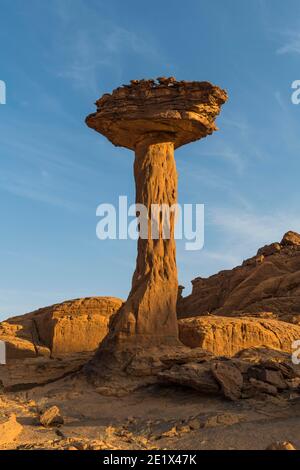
[0, 296, 123, 391]
[2, 290, 300, 392]
[178, 316, 300, 356]
[86, 77, 227, 372]
[0, 353, 92, 391]
[33, 297, 123, 355]
[281, 230, 300, 247]
[178, 231, 300, 322]
[0, 315, 48, 359]
[0, 297, 123, 359]
[159, 347, 300, 401]
[0, 414, 23, 445]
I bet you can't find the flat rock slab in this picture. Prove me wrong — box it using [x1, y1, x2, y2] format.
[247, 366, 287, 390]
[211, 361, 243, 401]
[0, 353, 92, 391]
[158, 362, 220, 395]
[248, 378, 278, 396]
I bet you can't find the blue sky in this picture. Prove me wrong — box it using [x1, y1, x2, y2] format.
[1, 0, 300, 319]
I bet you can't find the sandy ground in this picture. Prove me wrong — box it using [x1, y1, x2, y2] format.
[1, 374, 300, 450]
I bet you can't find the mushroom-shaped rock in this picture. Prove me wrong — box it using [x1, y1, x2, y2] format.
[87, 78, 227, 150]
[85, 78, 227, 373]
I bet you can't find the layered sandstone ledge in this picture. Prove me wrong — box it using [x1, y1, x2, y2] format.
[179, 315, 300, 356]
[86, 77, 227, 150]
[0, 296, 123, 359]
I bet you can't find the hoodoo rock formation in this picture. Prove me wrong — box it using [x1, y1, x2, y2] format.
[85, 78, 227, 370]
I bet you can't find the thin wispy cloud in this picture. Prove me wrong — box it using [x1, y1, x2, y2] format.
[0, 119, 104, 213]
[276, 31, 300, 55]
[204, 148, 246, 176]
[52, 1, 163, 93]
[0, 169, 88, 213]
[178, 163, 252, 211]
[221, 117, 250, 134]
[209, 206, 300, 249]
[104, 26, 160, 58]
[56, 30, 115, 93]
[183, 144, 247, 176]
[177, 248, 240, 269]
[203, 250, 240, 266]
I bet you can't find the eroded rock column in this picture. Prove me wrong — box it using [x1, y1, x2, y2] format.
[85, 77, 228, 375]
[103, 136, 179, 350]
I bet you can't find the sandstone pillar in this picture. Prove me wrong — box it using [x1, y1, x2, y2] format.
[111, 137, 179, 347]
[85, 77, 227, 373]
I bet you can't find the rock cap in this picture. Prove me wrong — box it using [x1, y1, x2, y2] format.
[86, 77, 227, 150]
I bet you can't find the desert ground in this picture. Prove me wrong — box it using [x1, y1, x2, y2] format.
[1, 374, 300, 450]
[1, 230, 300, 450]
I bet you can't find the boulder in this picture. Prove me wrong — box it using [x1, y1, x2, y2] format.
[39, 406, 64, 427]
[178, 316, 300, 356]
[156, 347, 299, 401]
[202, 412, 243, 428]
[247, 366, 287, 390]
[248, 378, 278, 396]
[266, 441, 297, 450]
[257, 243, 281, 257]
[158, 362, 220, 395]
[281, 231, 300, 247]
[211, 361, 243, 400]
[0, 414, 23, 446]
